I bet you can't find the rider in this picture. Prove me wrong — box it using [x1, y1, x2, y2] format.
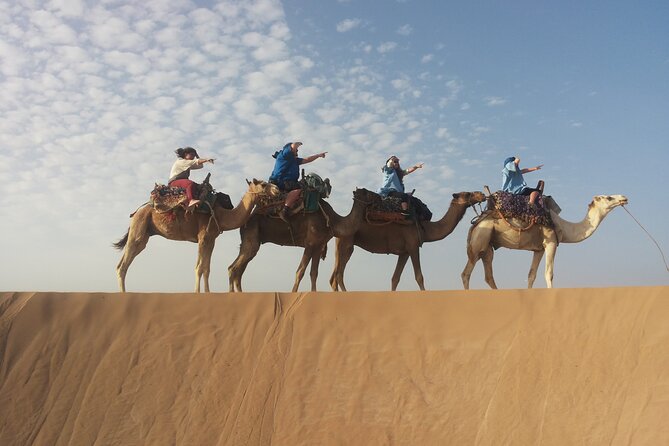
[168, 147, 215, 208]
[501, 156, 544, 207]
[269, 141, 327, 222]
[378, 155, 424, 215]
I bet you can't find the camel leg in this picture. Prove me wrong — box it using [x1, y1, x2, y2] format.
[195, 237, 216, 293]
[116, 234, 149, 292]
[481, 246, 498, 289]
[329, 237, 354, 292]
[408, 251, 425, 291]
[527, 250, 545, 289]
[292, 248, 313, 292]
[543, 243, 557, 288]
[115, 212, 152, 292]
[391, 254, 410, 291]
[461, 225, 493, 290]
[227, 235, 261, 293]
[308, 245, 323, 292]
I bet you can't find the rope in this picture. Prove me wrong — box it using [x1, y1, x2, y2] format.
[622, 205, 669, 272]
[497, 210, 536, 232]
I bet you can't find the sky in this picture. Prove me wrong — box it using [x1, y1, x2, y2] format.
[1, 0, 668, 292]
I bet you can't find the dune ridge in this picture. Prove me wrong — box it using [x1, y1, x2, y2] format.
[1, 287, 668, 445]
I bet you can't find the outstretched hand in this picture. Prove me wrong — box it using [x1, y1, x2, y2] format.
[415, 162, 424, 169]
[535, 164, 543, 170]
[320, 152, 328, 158]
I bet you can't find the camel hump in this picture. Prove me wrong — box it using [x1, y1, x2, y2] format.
[488, 190, 554, 227]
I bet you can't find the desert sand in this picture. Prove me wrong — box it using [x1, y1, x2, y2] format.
[1, 287, 668, 445]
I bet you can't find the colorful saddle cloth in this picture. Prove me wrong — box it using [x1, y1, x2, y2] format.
[488, 191, 553, 227]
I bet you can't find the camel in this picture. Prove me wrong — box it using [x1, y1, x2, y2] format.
[329, 191, 487, 291]
[461, 194, 628, 289]
[114, 179, 279, 292]
[228, 188, 379, 292]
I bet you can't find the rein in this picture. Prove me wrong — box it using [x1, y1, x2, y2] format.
[622, 205, 669, 272]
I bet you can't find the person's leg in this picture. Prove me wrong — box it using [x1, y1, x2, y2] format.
[285, 189, 302, 208]
[170, 179, 199, 207]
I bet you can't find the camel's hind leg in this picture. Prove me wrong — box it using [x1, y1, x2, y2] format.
[527, 250, 545, 288]
[227, 235, 261, 292]
[115, 210, 151, 292]
[329, 237, 354, 292]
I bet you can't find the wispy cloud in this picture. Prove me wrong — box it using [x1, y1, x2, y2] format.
[397, 24, 412, 36]
[485, 96, 507, 106]
[336, 18, 361, 32]
[377, 41, 397, 53]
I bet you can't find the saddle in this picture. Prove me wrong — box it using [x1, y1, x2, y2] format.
[365, 192, 432, 224]
[150, 174, 233, 214]
[254, 172, 332, 217]
[487, 190, 553, 227]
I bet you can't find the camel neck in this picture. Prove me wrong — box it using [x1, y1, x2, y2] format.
[319, 198, 366, 237]
[214, 192, 256, 231]
[552, 203, 609, 243]
[422, 201, 469, 242]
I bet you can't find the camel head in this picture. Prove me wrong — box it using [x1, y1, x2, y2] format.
[452, 191, 487, 207]
[590, 194, 628, 213]
[246, 178, 281, 198]
[353, 187, 378, 204]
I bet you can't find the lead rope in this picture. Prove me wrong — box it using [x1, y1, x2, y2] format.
[622, 205, 669, 272]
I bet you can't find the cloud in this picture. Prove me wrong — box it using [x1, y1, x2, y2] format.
[336, 18, 361, 32]
[397, 24, 412, 36]
[485, 96, 507, 106]
[421, 54, 434, 63]
[377, 41, 397, 53]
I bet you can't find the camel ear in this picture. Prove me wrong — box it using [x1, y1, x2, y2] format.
[452, 193, 458, 198]
[246, 179, 251, 185]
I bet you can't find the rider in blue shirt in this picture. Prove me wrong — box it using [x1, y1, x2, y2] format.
[378, 155, 424, 214]
[502, 156, 544, 206]
[269, 142, 327, 221]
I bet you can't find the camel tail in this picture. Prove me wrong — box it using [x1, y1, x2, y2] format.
[113, 231, 129, 250]
[321, 244, 328, 261]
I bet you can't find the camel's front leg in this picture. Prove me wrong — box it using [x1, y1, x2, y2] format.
[308, 244, 325, 292]
[461, 224, 493, 290]
[293, 248, 313, 292]
[527, 250, 545, 288]
[195, 237, 216, 293]
[408, 251, 425, 291]
[543, 243, 557, 288]
[391, 254, 410, 291]
[480, 246, 498, 289]
[329, 237, 354, 292]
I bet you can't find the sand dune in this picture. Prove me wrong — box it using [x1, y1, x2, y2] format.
[1, 287, 668, 445]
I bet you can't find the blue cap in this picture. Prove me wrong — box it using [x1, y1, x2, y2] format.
[503, 156, 515, 166]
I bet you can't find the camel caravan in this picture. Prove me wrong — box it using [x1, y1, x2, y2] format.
[114, 145, 627, 292]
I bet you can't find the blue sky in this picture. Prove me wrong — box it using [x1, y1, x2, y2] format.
[1, 0, 667, 292]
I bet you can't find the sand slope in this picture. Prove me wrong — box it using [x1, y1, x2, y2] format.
[1, 287, 668, 445]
